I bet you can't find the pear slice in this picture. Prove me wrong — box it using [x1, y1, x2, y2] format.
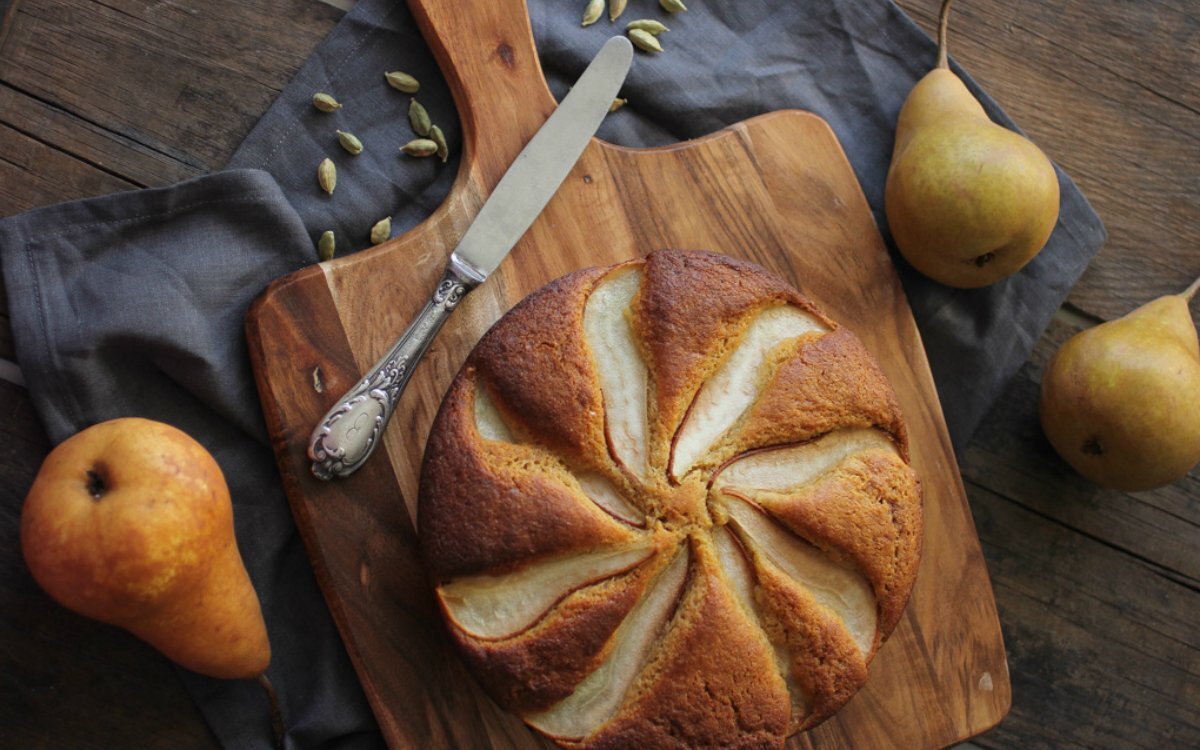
[526, 548, 689, 740]
[712, 525, 756, 616]
[473, 380, 515, 443]
[671, 306, 827, 480]
[439, 545, 653, 640]
[712, 526, 811, 721]
[723, 496, 876, 658]
[713, 429, 898, 494]
[576, 472, 643, 526]
[583, 267, 650, 479]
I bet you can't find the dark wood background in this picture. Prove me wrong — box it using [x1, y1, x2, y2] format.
[1, 1, 1196, 748]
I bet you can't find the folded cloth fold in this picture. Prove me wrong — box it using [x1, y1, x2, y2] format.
[0, 0, 1105, 748]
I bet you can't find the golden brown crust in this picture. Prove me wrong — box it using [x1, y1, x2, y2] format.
[729, 327, 908, 458]
[751, 561, 868, 731]
[750, 451, 923, 637]
[418, 249, 923, 747]
[636, 250, 830, 472]
[470, 265, 614, 470]
[418, 370, 638, 581]
[452, 549, 672, 714]
[584, 539, 790, 750]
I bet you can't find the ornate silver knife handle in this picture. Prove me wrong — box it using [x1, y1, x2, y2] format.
[308, 258, 482, 480]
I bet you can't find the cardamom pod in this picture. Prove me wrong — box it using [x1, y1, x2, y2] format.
[384, 70, 420, 94]
[312, 92, 342, 112]
[582, 0, 603, 26]
[628, 28, 664, 53]
[659, 0, 687, 12]
[608, 0, 627, 22]
[336, 129, 364, 155]
[370, 217, 392, 245]
[401, 138, 439, 157]
[408, 98, 432, 137]
[317, 230, 335, 261]
[626, 19, 669, 34]
[430, 124, 449, 163]
[318, 158, 337, 194]
[609, 97, 627, 112]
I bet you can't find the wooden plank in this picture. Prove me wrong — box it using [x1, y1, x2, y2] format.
[245, 0, 1009, 746]
[967, 485, 1200, 749]
[0, 380, 221, 750]
[895, 1, 1200, 323]
[957, 315, 1199, 749]
[0, 0, 342, 173]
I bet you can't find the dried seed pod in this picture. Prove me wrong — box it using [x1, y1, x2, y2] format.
[401, 138, 439, 157]
[628, 28, 663, 53]
[608, 0, 627, 22]
[626, 19, 669, 34]
[408, 98, 432, 137]
[430, 124, 449, 163]
[370, 217, 392, 245]
[384, 70, 420, 94]
[317, 230, 336, 261]
[659, 0, 687, 12]
[317, 158, 337, 194]
[336, 130, 364, 155]
[609, 97, 627, 112]
[582, 0, 603, 26]
[312, 92, 342, 112]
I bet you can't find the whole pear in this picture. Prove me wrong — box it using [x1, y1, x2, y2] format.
[1039, 278, 1200, 491]
[885, 0, 1060, 288]
[20, 418, 270, 679]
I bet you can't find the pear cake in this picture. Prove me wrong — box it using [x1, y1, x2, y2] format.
[418, 250, 923, 748]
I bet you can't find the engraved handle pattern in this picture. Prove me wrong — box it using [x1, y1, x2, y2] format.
[308, 264, 476, 480]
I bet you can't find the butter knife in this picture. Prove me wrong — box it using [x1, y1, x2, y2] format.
[309, 36, 634, 480]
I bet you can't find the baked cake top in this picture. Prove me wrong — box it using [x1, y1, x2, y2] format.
[419, 249, 922, 748]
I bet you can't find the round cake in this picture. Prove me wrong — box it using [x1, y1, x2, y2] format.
[418, 249, 923, 748]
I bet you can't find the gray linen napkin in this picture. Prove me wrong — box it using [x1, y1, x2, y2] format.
[0, 0, 1106, 747]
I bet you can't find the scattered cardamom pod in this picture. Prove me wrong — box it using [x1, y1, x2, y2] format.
[401, 138, 439, 157]
[336, 129, 364, 155]
[609, 97, 627, 112]
[384, 70, 420, 94]
[317, 158, 337, 194]
[608, 0, 627, 22]
[312, 92, 342, 112]
[628, 28, 663, 53]
[370, 217, 392, 245]
[430, 124, 449, 163]
[317, 230, 336, 261]
[626, 19, 669, 34]
[582, 0, 603, 26]
[659, 0, 687, 12]
[408, 98, 432, 137]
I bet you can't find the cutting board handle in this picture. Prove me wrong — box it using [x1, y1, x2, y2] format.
[408, 0, 563, 187]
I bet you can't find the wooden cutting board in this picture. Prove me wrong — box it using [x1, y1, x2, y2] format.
[245, 1, 1010, 747]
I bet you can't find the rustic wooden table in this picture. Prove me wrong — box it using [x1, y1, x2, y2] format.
[0, 1, 1196, 748]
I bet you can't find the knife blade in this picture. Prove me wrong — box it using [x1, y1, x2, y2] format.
[308, 36, 634, 480]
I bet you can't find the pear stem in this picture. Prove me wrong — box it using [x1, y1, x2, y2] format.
[1182, 275, 1200, 303]
[936, 0, 954, 69]
[257, 673, 285, 749]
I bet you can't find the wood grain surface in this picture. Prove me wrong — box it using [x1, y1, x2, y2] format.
[245, 1, 1007, 748]
[0, 1, 1197, 749]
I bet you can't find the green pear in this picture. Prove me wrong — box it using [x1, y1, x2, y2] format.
[885, 0, 1060, 288]
[1039, 278, 1200, 491]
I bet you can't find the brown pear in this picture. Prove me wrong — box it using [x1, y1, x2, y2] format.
[20, 418, 271, 679]
[1039, 278, 1200, 491]
[885, 0, 1060, 288]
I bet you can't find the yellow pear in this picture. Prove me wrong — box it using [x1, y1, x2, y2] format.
[1039, 278, 1200, 491]
[20, 418, 271, 679]
[885, 0, 1060, 288]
